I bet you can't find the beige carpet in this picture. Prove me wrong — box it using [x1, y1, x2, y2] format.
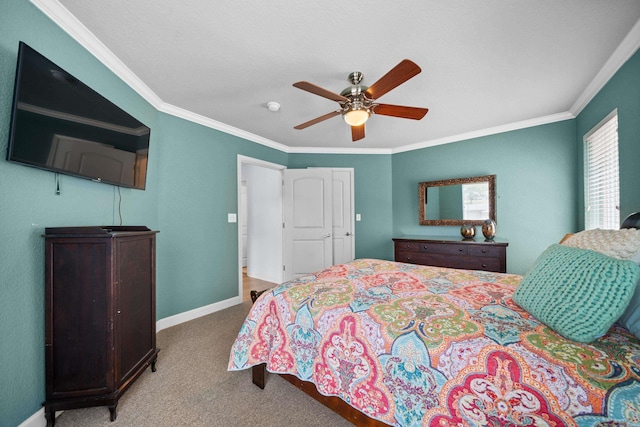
[54, 301, 353, 427]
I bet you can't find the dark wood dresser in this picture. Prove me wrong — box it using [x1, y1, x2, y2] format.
[393, 235, 508, 273]
[43, 226, 159, 426]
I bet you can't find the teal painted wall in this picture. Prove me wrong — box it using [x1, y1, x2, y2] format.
[0, 2, 159, 425]
[0, 2, 288, 425]
[576, 49, 640, 228]
[392, 120, 579, 275]
[155, 113, 287, 319]
[288, 154, 394, 261]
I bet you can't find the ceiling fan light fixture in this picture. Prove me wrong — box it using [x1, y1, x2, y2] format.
[292, 60, 427, 141]
[343, 109, 370, 126]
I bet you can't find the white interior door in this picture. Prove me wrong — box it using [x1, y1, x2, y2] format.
[332, 169, 355, 265]
[283, 168, 333, 281]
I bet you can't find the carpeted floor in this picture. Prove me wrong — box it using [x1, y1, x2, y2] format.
[53, 301, 353, 427]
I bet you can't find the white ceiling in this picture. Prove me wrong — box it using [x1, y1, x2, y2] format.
[36, 1, 640, 153]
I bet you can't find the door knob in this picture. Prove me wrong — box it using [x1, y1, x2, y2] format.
[346, 232, 354, 236]
[322, 234, 331, 238]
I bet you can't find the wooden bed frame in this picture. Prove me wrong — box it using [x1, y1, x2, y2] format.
[251, 364, 389, 426]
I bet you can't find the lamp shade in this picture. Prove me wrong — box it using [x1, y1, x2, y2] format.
[343, 109, 369, 126]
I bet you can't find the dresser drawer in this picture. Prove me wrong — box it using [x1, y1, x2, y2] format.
[396, 241, 420, 252]
[464, 257, 502, 272]
[468, 245, 504, 258]
[396, 252, 459, 268]
[396, 251, 424, 264]
[420, 242, 468, 255]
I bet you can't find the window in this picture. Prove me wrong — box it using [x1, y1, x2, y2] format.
[584, 109, 619, 230]
[462, 183, 489, 220]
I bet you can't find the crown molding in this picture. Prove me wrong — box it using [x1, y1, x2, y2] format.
[30, 0, 292, 151]
[392, 112, 576, 154]
[30, 0, 164, 109]
[570, 17, 640, 115]
[29, 1, 640, 156]
[286, 145, 392, 155]
[157, 103, 291, 152]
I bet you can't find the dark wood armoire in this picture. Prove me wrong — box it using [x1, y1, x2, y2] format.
[43, 226, 159, 426]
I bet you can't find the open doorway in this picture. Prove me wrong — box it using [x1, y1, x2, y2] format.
[237, 155, 285, 301]
[237, 158, 355, 301]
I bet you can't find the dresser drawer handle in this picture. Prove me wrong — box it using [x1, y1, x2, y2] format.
[482, 264, 488, 269]
[482, 249, 487, 253]
[458, 248, 464, 252]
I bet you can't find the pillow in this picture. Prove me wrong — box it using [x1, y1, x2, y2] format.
[562, 228, 640, 263]
[561, 228, 640, 338]
[513, 244, 640, 343]
[615, 278, 640, 338]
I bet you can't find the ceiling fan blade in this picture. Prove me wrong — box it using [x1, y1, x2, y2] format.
[351, 124, 365, 141]
[294, 111, 341, 130]
[373, 103, 429, 120]
[293, 81, 348, 103]
[364, 59, 421, 100]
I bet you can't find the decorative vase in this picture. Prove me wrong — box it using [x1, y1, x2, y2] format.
[482, 219, 496, 240]
[460, 224, 476, 239]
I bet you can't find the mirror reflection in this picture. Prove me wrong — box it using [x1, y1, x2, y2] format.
[419, 175, 496, 226]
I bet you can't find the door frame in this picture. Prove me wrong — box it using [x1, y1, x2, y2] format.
[236, 155, 286, 299]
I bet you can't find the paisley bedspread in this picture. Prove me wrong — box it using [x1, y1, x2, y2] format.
[228, 259, 640, 426]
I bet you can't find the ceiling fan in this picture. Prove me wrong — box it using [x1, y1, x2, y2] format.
[292, 59, 429, 142]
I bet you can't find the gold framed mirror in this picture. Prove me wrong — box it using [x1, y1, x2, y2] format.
[419, 175, 496, 226]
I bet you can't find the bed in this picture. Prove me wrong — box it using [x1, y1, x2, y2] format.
[228, 225, 640, 426]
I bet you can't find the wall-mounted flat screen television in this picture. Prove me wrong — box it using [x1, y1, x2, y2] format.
[6, 42, 151, 190]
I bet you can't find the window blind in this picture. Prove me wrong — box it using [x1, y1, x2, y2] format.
[584, 110, 619, 230]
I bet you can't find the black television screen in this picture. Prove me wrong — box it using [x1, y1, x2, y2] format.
[6, 42, 150, 190]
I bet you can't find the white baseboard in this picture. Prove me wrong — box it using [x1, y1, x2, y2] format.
[156, 296, 242, 332]
[19, 296, 243, 427]
[18, 408, 48, 427]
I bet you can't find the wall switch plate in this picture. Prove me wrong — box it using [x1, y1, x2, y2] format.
[228, 213, 237, 223]
[356, 214, 361, 221]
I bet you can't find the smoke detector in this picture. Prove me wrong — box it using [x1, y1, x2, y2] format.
[266, 101, 280, 112]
